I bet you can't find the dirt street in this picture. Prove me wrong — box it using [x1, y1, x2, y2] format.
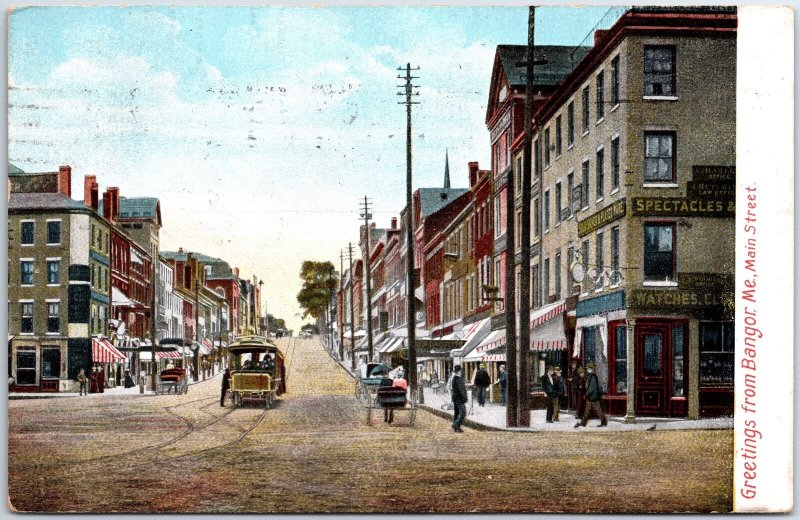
[8, 336, 733, 513]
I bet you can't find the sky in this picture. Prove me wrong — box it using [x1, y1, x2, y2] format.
[8, 5, 618, 332]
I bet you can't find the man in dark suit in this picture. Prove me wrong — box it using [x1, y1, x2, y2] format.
[540, 365, 556, 423]
[575, 362, 607, 427]
[451, 365, 468, 433]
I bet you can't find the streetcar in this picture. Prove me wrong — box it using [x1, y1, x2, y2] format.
[226, 335, 286, 409]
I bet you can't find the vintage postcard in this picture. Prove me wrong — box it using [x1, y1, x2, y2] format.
[4, 4, 793, 514]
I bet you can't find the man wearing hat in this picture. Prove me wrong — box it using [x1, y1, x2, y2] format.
[575, 362, 607, 427]
[552, 365, 565, 421]
[451, 365, 468, 433]
[473, 363, 491, 407]
[540, 365, 556, 423]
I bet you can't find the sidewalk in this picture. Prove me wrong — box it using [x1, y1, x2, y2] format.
[9, 371, 220, 400]
[419, 387, 733, 432]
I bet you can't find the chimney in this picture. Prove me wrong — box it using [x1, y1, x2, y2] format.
[102, 191, 112, 220]
[58, 165, 72, 197]
[391, 217, 397, 229]
[108, 187, 120, 221]
[594, 29, 608, 47]
[90, 182, 99, 211]
[468, 161, 480, 187]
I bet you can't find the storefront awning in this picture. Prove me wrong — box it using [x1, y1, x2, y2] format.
[156, 351, 182, 360]
[464, 330, 506, 362]
[214, 340, 227, 349]
[530, 301, 567, 329]
[384, 337, 406, 353]
[92, 337, 127, 363]
[202, 338, 215, 352]
[353, 329, 367, 338]
[194, 341, 211, 356]
[450, 318, 491, 358]
[111, 286, 133, 307]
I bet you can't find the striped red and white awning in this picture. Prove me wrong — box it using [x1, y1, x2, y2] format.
[92, 338, 127, 363]
[155, 351, 182, 360]
[530, 301, 567, 329]
[531, 339, 567, 351]
[484, 353, 506, 362]
[202, 338, 214, 351]
[474, 330, 505, 354]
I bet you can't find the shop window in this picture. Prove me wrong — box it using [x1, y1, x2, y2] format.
[644, 223, 675, 281]
[16, 349, 36, 385]
[643, 333, 662, 376]
[47, 260, 60, 285]
[20, 221, 34, 246]
[47, 302, 60, 333]
[614, 326, 627, 394]
[21, 302, 33, 334]
[47, 221, 61, 245]
[644, 132, 676, 182]
[673, 325, 685, 396]
[20, 260, 34, 286]
[699, 322, 734, 385]
[42, 347, 60, 379]
[644, 45, 676, 97]
[583, 326, 597, 369]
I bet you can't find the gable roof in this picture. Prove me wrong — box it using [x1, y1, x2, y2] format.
[8, 192, 89, 212]
[417, 188, 469, 219]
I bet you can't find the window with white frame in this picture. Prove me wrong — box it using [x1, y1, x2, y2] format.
[47, 260, 60, 285]
[21, 302, 34, 333]
[20, 221, 34, 246]
[20, 260, 34, 286]
[645, 132, 676, 182]
[46, 220, 61, 245]
[596, 70, 605, 120]
[47, 302, 60, 333]
[596, 148, 605, 199]
[611, 136, 620, 190]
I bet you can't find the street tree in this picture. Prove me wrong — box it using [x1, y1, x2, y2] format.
[296, 261, 338, 340]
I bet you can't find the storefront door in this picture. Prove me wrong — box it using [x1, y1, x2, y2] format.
[635, 323, 670, 415]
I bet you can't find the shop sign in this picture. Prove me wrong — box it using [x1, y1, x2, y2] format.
[687, 181, 735, 200]
[691, 165, 735, 183]
[629, 289, 735, 309]
[576, 290, 625, 318]
[490, 110, 511, 143]
[578, 198, 626, 237]
[679, 272, 734, 291]
[631, 197, 735, 218]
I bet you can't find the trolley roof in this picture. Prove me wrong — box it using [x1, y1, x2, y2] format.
[228, 335, 283, 355]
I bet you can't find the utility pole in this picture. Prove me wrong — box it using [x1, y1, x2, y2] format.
[348, 242, 356, 371]
[398, 62, 421, 403]
[327, 264, 335, 354]
[360, 196, 375, 363]
[518, 6, 537, 427]
[505, 131, 518, 428]
[339, 250, 346, 361]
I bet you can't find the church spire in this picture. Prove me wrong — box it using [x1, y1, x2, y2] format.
[443, 149, 451, 189]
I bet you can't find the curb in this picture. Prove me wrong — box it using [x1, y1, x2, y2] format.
[418, 404, 505, 432]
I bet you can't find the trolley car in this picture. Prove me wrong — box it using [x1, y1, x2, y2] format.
[226, 335, 286, 409]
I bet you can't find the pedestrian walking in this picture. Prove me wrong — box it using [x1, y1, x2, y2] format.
[473, 363, 491, 406]
[575, 362, 607, 428]
[379, 372, 395, 424]
[498, 364, 507, 405]
[220, 368, 231, 407]
[540, 365, 556, 423]
[451, 365, 468, 433]
[552, 366, 565, 421]
[77, 369, 88, 396]
[574, 366, 586, 419]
